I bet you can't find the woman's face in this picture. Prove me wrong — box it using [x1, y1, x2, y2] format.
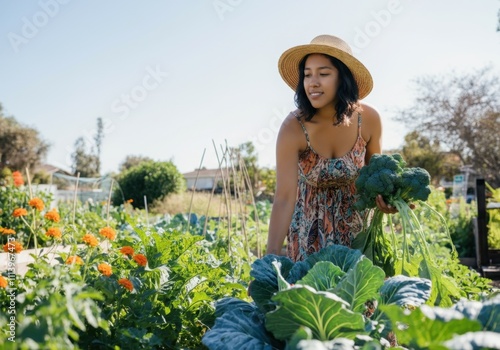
[303, 53, 340, 110]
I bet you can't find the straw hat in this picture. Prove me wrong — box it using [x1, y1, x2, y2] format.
[278, 34, 373, 99]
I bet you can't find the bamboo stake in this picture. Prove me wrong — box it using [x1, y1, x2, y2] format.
[187, 148, 206, 234]
[213, 140, 231, 253]
[72, 172, 80, 226]
[230, 150, 249, 257]
[144, 195, 149, 229]
[106, 179, 114, 224]
[240, 160, 262, 258]
[202, 146, 228, 237]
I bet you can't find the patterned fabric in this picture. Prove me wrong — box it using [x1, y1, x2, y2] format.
[287, 112, 367, 262]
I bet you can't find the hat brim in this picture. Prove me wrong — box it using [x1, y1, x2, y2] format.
[278, 44, 373, 99]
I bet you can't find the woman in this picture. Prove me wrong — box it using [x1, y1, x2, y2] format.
[266, 34, 395, 261]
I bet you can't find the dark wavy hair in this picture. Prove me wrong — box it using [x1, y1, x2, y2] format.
[295, 54, 360, 125]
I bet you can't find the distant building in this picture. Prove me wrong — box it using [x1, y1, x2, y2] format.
[183, 168, 228, 191]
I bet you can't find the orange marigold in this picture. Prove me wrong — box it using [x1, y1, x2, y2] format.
[119, 246, 135, 256]
[12, 208, 28, 217]
[28, 197, 45, 211]
[99, 226, 116, 241]
[0, 227, 16, 235]
[118, 278, 133, 291]
[66, 255, 84, 265]
[82, 233, 99, 247]
[0, 275, 7, 288]
[46, 227, 62, 239]
[44, 209, 60, 222]
[3, 241, 23, 254]
[133, 254, 148, 267]
[12, 171, 24, 187]
[97, 262, 112, 277]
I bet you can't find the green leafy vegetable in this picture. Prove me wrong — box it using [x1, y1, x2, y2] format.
[352, 153, 461, 306]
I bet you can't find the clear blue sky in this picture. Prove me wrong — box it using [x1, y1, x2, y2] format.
[1, 0, 499, 175]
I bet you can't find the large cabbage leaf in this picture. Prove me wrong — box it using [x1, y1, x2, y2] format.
[287, 245, 363, 283]
[265, 285, 365, 341]
[443, 331, 500, 350]
[333, 258, 385, 313]
[202, 298, 283, 350]
[379, 275, 431, 307]
[381, 304, 482, 349]
[249, 254, 295, 312]
[477, 294, 500, 332]
[295, 261, 345, 291]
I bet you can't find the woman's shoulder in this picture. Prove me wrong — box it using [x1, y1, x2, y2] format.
[280, 109, 303, 130]
[277, 109, 308, 147]
[358, 102, 380, 120]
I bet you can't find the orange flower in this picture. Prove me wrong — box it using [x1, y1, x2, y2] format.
[3, 241, 23, 254]
[133, 254, 147, 267]
[97, 262, 112, 277]
[0, 275, 7, 288]
[66, 255, 84, 265]
[119, 246, 134, 256]
[28, 197, 44, 211]
[12, 171, 24, 187]
[44, 209, 60, 222]
[46, 227, 62, 239]
[12, 208, 28, 217]
[99, 227, 116, 241]
[82, 233, 99, 247]
[118, 278, 133, 291]
[126, 199, 133, 203]
[0, 227, 16, 235]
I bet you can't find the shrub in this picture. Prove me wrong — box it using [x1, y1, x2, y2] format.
[112, 161, 185, 209]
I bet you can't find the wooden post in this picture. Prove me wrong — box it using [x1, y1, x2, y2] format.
[476, 178, 489, 268]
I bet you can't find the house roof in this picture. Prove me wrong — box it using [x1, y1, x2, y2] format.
[182, 168, 229, 179]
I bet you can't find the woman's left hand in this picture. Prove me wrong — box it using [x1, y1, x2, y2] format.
[376, 195, 415, 214]
[376, 195, 398, 214]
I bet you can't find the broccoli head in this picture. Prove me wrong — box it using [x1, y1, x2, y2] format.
[354, 153, 431, 210]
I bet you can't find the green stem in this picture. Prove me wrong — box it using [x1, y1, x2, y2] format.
[82, 247, 94, 281]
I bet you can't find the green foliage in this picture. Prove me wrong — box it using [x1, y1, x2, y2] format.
[400, 130, 458, 184]
[204, 245, 500, 349]
[486, 182, 500, 249]
[203, 245, 434, 349]
[0, 106, 50, 175]
[112, 160, 186, 209]
[0, 258, 108, 350]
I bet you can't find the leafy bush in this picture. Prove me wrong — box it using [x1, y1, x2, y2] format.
[112, 161, 185, 209]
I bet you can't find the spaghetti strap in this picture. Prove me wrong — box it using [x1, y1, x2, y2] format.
[293, 111, 311, 147]
[357, 113, 362, 136]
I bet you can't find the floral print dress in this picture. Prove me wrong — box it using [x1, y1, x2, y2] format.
[287, 113, 367, 262]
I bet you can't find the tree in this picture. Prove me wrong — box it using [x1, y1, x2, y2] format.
[395, 66, 500, 186]
[71, 117, 105, 178]
[0, 104, 50, 174]
[71, 137, 99, 178]
[119, 155, 153, 172]
[399, 131, 460, 185]
[112, 160, 185, 209]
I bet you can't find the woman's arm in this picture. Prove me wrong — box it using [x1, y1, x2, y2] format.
[266, 115, 302, 255]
